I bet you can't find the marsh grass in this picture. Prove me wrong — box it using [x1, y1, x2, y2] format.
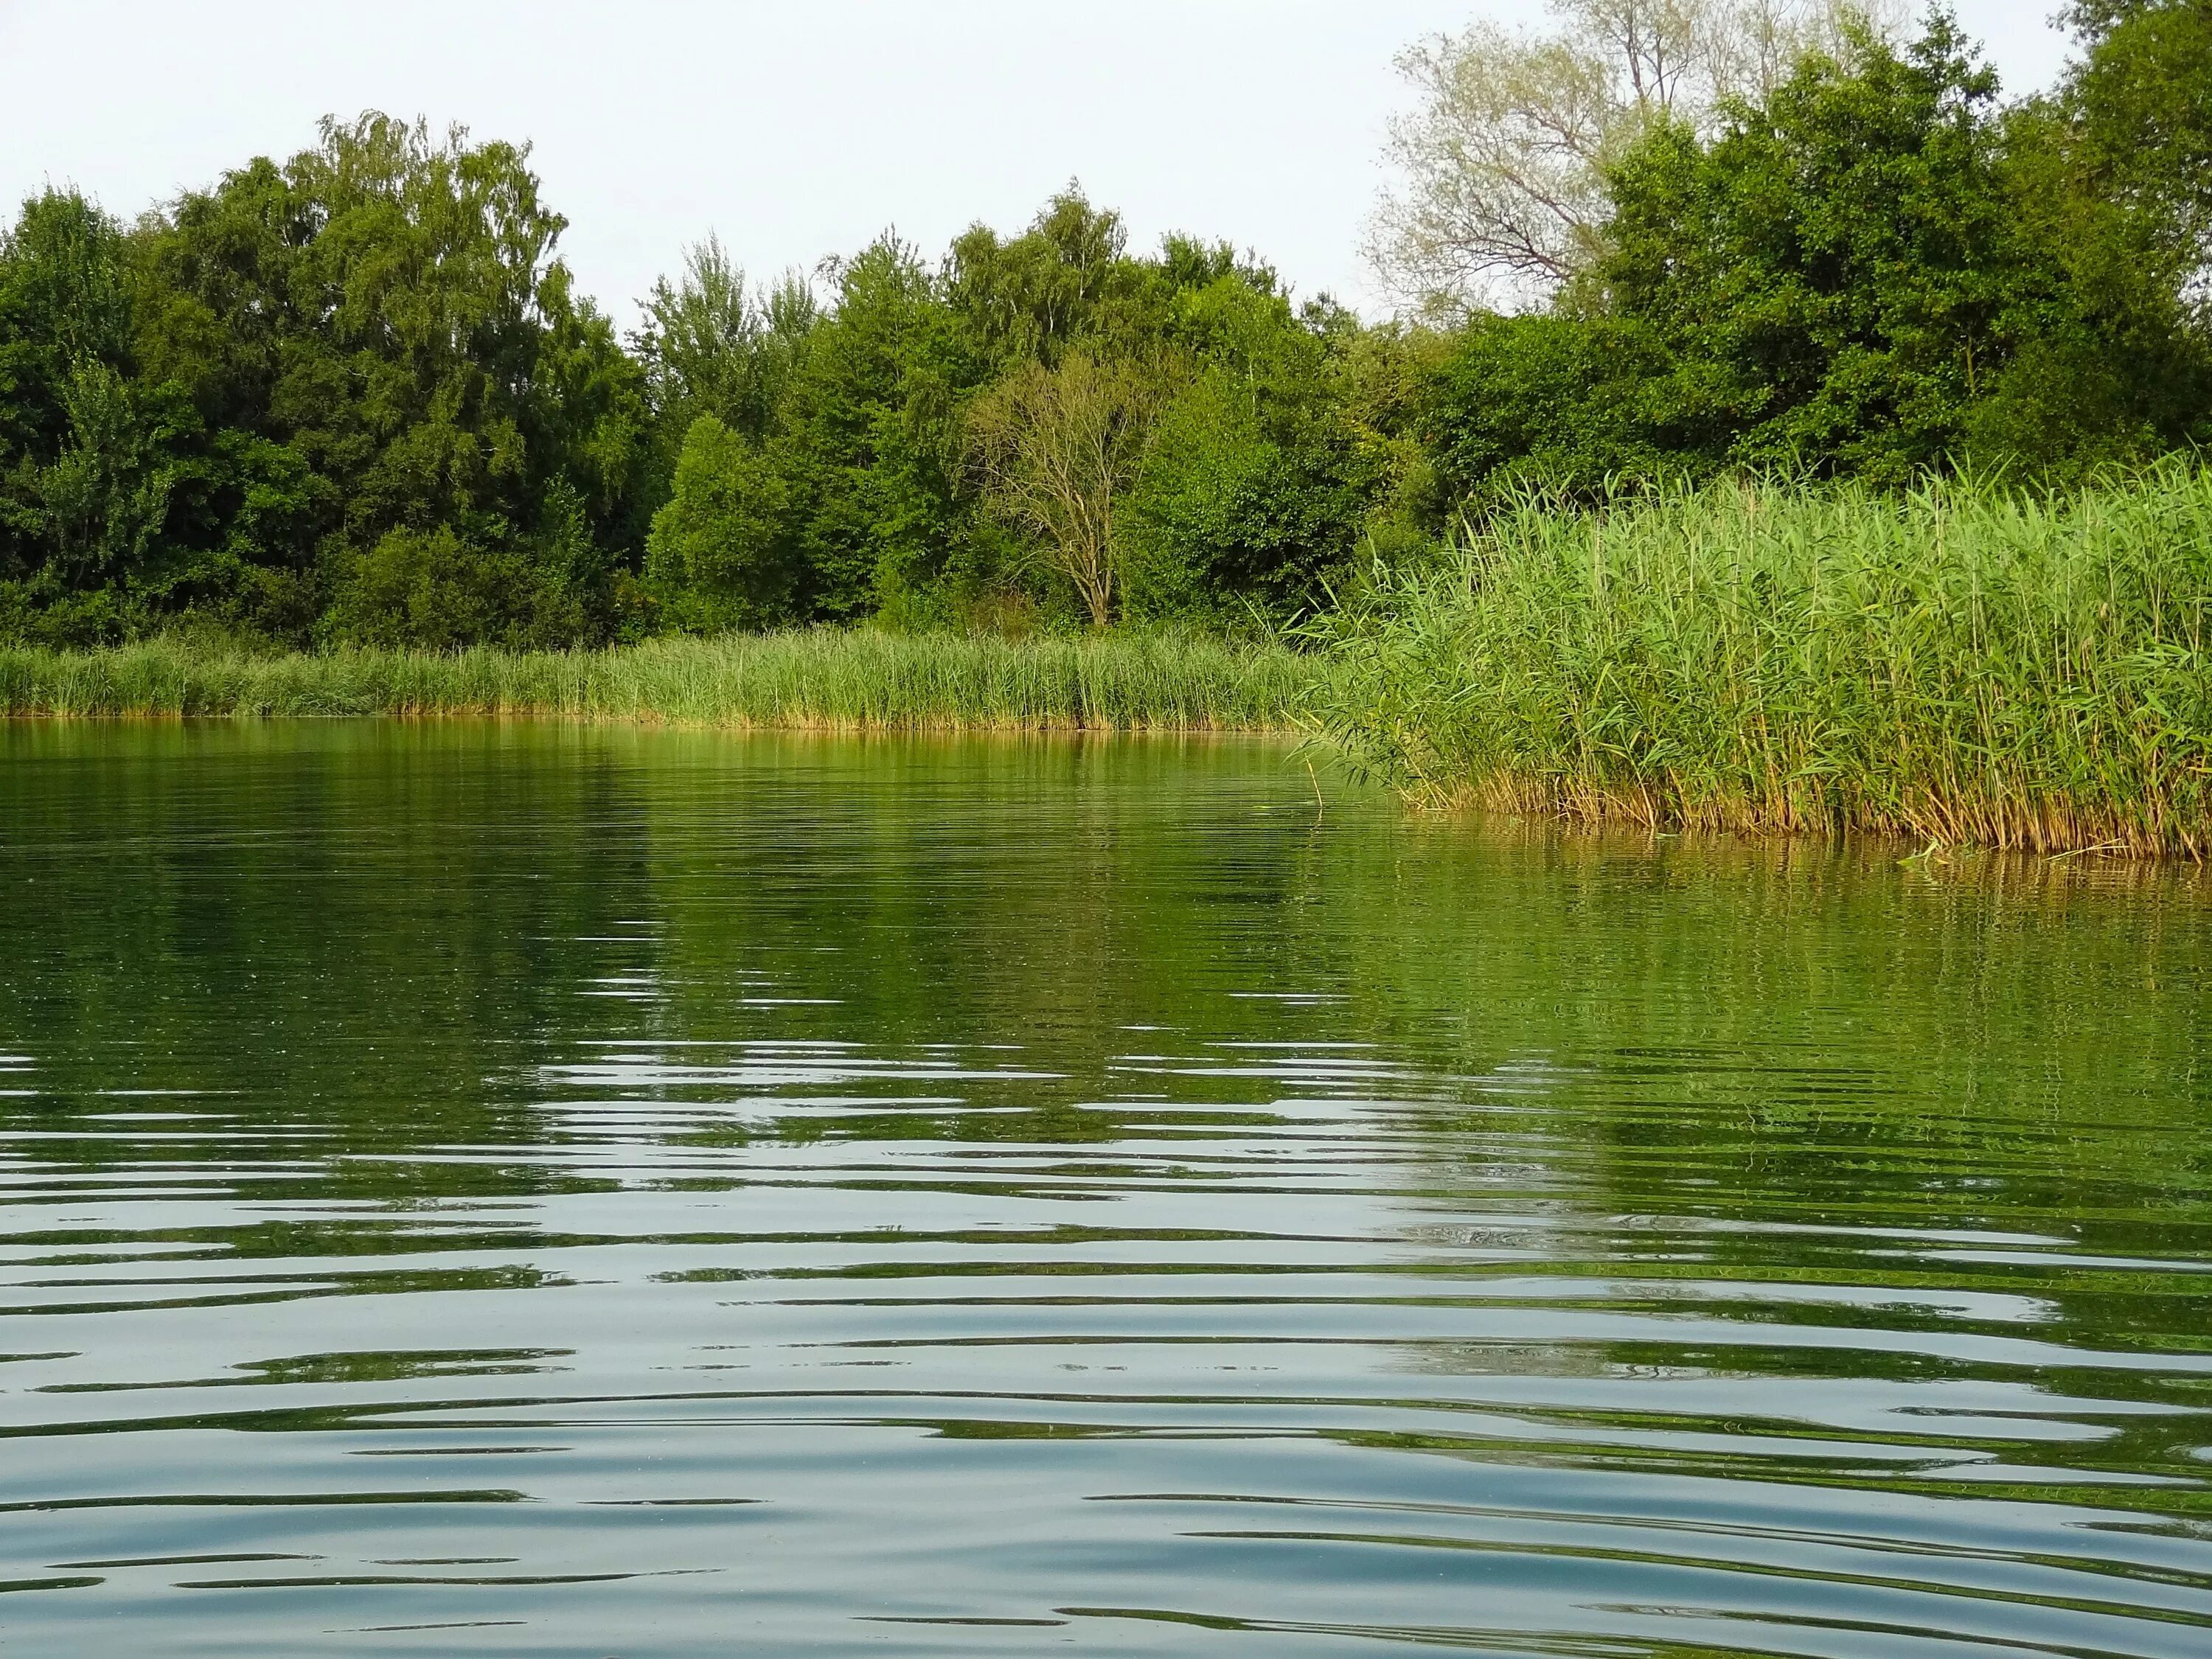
[1307, 465, 2212, 857]
[21, 472, 2212, 859]
[0, 628, 1315, 731]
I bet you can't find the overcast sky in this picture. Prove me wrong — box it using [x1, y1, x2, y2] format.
[1, 1, 2075, 327]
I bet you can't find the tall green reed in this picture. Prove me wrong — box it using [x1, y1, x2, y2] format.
[0, 628, 1312, 731]
[1304, 465, 2212, 856]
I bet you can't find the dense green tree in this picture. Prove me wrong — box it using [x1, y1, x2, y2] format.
[20, 24, 2209, 650]
[643, 415, 804, 630]
[640, 191, 1412, 630]
[1420, 12, 2212, 502]
[1, 114, 654, 647]
[1125, 287, 1390, 619]
[0, 192, 191, 641]
[1600, 18, 2039, 482]
[630, 238, 817, 479]
[777, 237, 987, 616]
[637, 234, 984, 635]
[2066, 0, 2212, 278]
[947, 191, 1158, 366]
[1418, 311, 1721, 502]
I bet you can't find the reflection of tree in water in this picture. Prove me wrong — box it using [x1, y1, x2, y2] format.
[15, 724, 2212, 1658]
[624, 730, 1346, 1146]
[1293, 819, 2212, 1231]
[0, 726, 1354, 1186]
[9, 728, 2211, 1234]
[10, 728, 2210, 1196]
[1293, 820, 2212, 1520]
[0, 723, 669, 1197]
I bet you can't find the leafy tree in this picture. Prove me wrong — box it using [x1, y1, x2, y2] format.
[1126, 282, 1394, 617]
[1964, 97, 2212, 469]
[32, 361, 181, 591]
[1370, 0, 1905, 313]
[1598, 17, 2029, 481]
[327, 523, 589, 649]
[1419, 12, 2212, 500]
[0, 190, 135, 453]
[636, 189, 1411, 631]
[1121, 371, 1351, 619]
[947, 189, 1162, 366]
[2065, 0, 2212, 288]
[1420, 312, 1726, 501]
[644, 414, 804, 630]
[969, 352, 1172, 625]
[120, 113, 650, 645]
[632, 238, 817, 452]
[0, 191, 187, 640]
[774, 236, 987, 616]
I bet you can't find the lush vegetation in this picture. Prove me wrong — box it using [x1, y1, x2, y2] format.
[6, 5, 2212, 849]
[1294, 1, 2212, 858]
[1400, 2, 2212, 497]
[1307, 463, 2212, 855]
[0, 630, 1314, 729]
[0, 125, 1423, 650]
[6, 6, 2202, 654]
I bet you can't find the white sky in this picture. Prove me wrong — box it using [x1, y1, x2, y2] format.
[0, 1, 2075, 328]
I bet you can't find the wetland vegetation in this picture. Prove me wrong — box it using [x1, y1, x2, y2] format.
[10, 7, 2212, 1651]
[1308, 465, 2212, 856]
[0, 629, 1313, 728]
[5, 1, 2211, 850]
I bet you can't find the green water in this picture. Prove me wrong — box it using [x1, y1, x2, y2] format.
[3, 723, 2211, 1658]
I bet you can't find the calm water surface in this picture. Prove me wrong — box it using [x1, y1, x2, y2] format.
[3, 723, 2211, 1657]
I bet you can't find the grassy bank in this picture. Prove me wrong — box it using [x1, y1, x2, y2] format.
[0, 628, 1313, 731]
[20, 472, 2212, 860]
[1307, 465, 2212, 858]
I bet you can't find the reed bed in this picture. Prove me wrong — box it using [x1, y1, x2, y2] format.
[0, 628, 1312, 731]
[1307, 465, 2212, 858]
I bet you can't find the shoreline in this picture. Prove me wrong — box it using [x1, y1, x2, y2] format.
[0, 632, 1318, 732]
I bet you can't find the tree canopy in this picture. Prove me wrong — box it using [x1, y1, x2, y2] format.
[1416, 6, 2212, 499]
[4, 7, 2210, 648]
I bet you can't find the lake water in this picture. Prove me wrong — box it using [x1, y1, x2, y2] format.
[4, 723, 2211, 1657]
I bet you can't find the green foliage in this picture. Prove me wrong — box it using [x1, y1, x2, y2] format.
[0, 189, 134, 456]
[2066, 0, 2212, 277]
[0, 192, 179, 634]
[0, 627, 1318, 729]
[1420, 312, 1721, 502]
[633, 237, 810, 445]
[644, 415, 802, 630]
[1124, 283, 1395, 619]
[329, 525, 568, 650]
[629, 189, 1415, 632]
[3, 115, 652, 649]
[1599, 21, 2031, 482]
[1126, 363, 1371, 619]
[1122, 372, 1270, 618]
[1421, 13, 2212, 502]
[1306, 462, 2212, 855]
[12, 18, 2212, 653]
[779, 237, 984, 616]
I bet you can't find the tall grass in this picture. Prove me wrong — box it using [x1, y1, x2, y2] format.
[0, 627, 1314, 731]
[1306, 465, 2212, 857]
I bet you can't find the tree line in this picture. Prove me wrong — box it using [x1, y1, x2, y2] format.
[2, 2, 2207, 650]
